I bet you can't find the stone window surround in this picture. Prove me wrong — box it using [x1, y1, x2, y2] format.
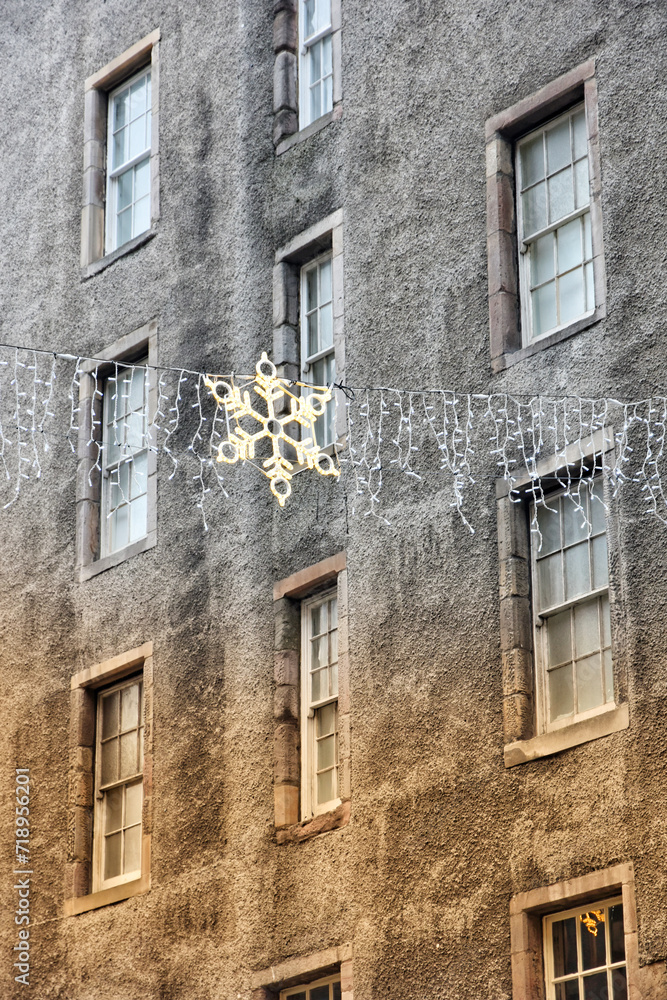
[486, 59, 606, 372]
[497, 429, 629, 767]
[273, 552, 350, 842]
[251, 943, 352, 1000]
[273, 0, 342, 154]
[510, 864, 639, 1000]
[273, 210, 345, 446]
[81, 29, 160, 278]
[64, 642, 153, 917]
[76, 319, 158, 583]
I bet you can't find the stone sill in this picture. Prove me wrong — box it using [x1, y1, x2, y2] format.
[81, 228, 157, 281]
[504, 703, 629, 767]
[64, 873, 150, 916]
[77, 531, 157, 583]
[491, 305, 606, 373]
[275, 103, 342, 156]
[276, 800, 350, 844]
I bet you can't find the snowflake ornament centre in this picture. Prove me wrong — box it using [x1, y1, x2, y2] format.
[205, 352, 340, 506]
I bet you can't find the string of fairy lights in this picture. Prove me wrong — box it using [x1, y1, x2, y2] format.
[0, 341, 666, 533]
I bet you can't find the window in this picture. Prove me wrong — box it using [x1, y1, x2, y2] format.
[486, 60, 605, 370]
[76, 320, 157, 582]
[81, 30, 160, 273]
[532, 478, 612, 731]
[65, 643, 153, 916]
[301, 590, 339, 815]
[497, 431, 629, 767]
[93, 676, 144, 892]
[101, 360, 149, 555]
[282, 975, 341, 1000]
[301, 254, 335, 447]
[299, 0, 333, 128]
[544, 898, 627, 1000]
[273, 211, 344, 454]
[510, 865, 637, 1000]
[517, 105, 594, 342]
[105, 69, 152, 254]
[272, 552, 350, 838]
[272, 0, 341, 152]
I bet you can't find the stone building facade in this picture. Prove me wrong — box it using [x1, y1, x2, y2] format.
[0, 1, 666, 998]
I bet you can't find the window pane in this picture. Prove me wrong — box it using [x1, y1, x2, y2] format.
[113, 89, 129, 131]
[130, 494, 148, 542]
[563, 496, 588, 545]
[612, 969, 628, 1000]
[110, 503, 130, 551]
[310, 81, 321, 123]
[576, 653, 603, 712]
[135, 158, 150, 200]
[582, 970, 608, 999]
[549, 663, 574, 721]
[316, 702, 336, 736]
[548, 609, 571, 666]
[113, 127, 127, 168]
[520, 134, 545, 187]
[317, 768, 335, 803]
[591, 481, 605, 533]
[120, 731, 138, 778]
[124, 823, 142, 874]
[319, 303, 333, 349]
[559, 267, 586, 326]
[531, 232, 555, 286]
[330, 660, 338, 697]
[101, 738, 118, 785]
[592, 534, 609, 589]
[129, 116, 147, 159]
[133, 194, 151, 237]
[311, 666, 324, 702]
[603, 649, 613, 702]
[322, 33, 333, 77]
[102, 690, 119, 739]
[118, 170, 133, 211]
[310, 40, 321, 79]
[130, 78, 146, 118]
[305, 0, 315, 35]
[555, 982, 581, 1000]
[317, 733, 335, 770]
[552, 916, 578, 977]
[312, 634, 327, 670]
[105, 786, 123, 833]
[609, 905, 625, 963]
[104, 832, 122, 880]
[311, 987, 329, 1000]
[522, 181, 547, 236]
[536, 501, 561, 554]
[581, 910, 608, 970]
[332, 984, 341, 1000]
[574, 599, 599, 657]
[557, 218, 583, 273]
[130, 451, 148, 499]
[116, 206, 132, 247]
[121, 683, 139, 730]
[311, 603, 322, 635]
[548, 167, 575, 223]
[573, 109, 587, 159]
[575, 156, 590, 208]
[532, 281, 557, 337]
[308, 312, 319, 357]
[125, 780, 143, 827]
[323, 73, 333, 113]
[546, 118, 572, 174]
[564, 540, 590, 600]
[538, 551, 563, 609]
[585, 261, 595, 312]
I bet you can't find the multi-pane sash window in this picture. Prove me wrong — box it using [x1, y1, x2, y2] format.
[106, 68, 152, 253]
[301, 254, 335, 447]
[533, 478, 612, 729]
[102, 361, 149, 555]
[544, 898, 627, 1000]
[517, 105, 594, 341]
[302, 591, 339, 817]
[300, 0, 333, 127]
[94, 677, 144, 891]
[282, 975, 341, 1000]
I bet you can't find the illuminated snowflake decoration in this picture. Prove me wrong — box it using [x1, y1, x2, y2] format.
[204, 352, 340, 507]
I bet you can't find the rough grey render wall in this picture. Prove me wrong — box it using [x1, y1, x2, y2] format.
[0, 0, 666, 998]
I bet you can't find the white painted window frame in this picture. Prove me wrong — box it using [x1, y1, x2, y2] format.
[300, 588, 340, 820]
[92, 673, 145, 894]
[281, 973, 341, 1000]
[543, 895, 626, 1000]
[516, 103, 595, 344]
[531, 476, 614, 736]
[298, 0, 334, 129]
[301, 251, 336, 448]
[105, 67, 152, 255]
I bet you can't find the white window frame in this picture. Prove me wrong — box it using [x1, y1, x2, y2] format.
[298, 0, 334, 129]
[281, 973, 341, 1000]
[301, 588, 340, 820]
[543, 896, 627, 1000]
[105, 66, 152, 255]
[516, 103, 594, 345]
[301, 252, 336, 448]
[100, 358, 150, 557]
[92, 673, 144, 894]
[531, 476, 614, 735]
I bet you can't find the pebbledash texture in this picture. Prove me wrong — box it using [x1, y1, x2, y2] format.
[0, 1, 666, 999]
